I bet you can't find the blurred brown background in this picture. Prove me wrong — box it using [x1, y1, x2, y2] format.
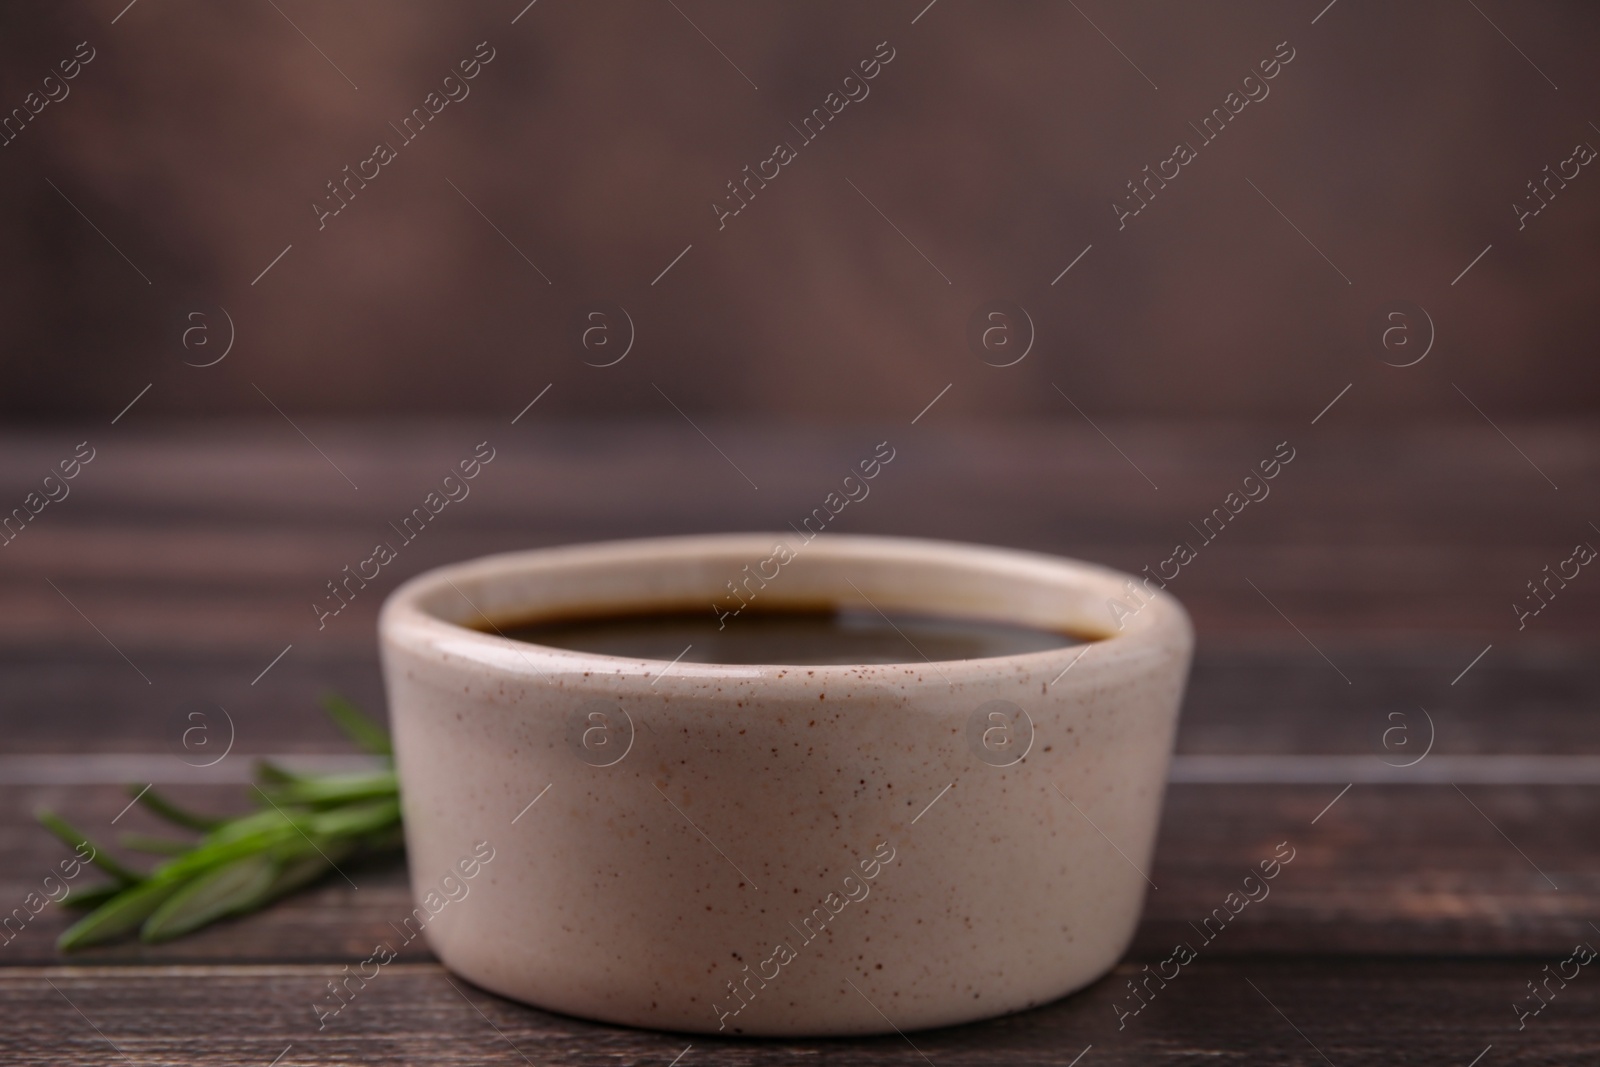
[1, 0, 1596, 421]
[4, 6, 1600, 1059]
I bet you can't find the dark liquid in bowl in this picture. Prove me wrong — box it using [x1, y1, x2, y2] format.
[486, 607, 1091, 666]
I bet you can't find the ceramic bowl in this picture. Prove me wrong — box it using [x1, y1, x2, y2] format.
[379, 533, 1192, 1036]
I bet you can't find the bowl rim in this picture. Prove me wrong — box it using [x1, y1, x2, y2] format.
[379, 532, 1191, 683]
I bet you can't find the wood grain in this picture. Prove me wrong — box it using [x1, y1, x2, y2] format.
[3, 781, 1594, 965]
[2, 957, 1593, 1066]
[1, 423, 1596, 1063]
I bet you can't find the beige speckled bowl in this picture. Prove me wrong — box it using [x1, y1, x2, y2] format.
[379, 533, 1192, 1036]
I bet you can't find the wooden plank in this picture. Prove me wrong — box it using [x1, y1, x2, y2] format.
[0, 425, 1595, 647]
[1132, 782, 1600, 956]
[2, 534, 1586, 648]
[4, 784, 1595, 965]
[0, 635, 1594, 757]
[1, 956, 1592, 1065]
[0, 424, 1596, 1061]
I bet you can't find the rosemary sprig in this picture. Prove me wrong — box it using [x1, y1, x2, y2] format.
[37, 694, 402, 950]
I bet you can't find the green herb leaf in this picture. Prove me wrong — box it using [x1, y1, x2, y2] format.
[307, 797, 402, 838]
[134, 786, 224, 831]
[118, 834, 194, 855]
[141, 853, 280, 943]
[254, 759, 305, 785]
[260, 849, 345, 904]
[258, 769, 399, 808]
[150, 821, 301, 883]
[320, 693, 393, 756]
[57, 878, 184, 950]
[42, 691, 403, 950]
[60, 883, 125, 911]
[36, 810, 143, 885]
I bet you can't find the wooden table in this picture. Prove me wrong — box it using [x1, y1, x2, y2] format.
[2, 418, 1596, 1064]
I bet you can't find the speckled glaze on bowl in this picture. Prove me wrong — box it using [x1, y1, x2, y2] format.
[379, 533, 1192, 1037]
